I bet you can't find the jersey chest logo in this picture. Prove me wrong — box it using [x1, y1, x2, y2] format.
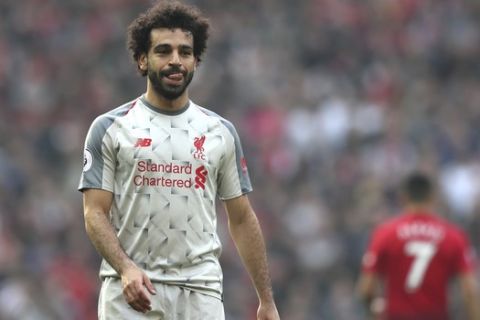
[193, 135, 206, 160]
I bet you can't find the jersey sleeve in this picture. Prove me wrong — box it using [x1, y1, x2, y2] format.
[78, 115, 116, 193]
[362, 225, 388, 274]
[216, 119, 252, 200]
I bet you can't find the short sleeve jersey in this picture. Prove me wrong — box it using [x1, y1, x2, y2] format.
[362, 212, 475, 320]
[78, 96, 252, 299]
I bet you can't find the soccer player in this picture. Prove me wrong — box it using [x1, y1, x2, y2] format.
[78, 2, 280, 319]
[357, 172, 480, 320]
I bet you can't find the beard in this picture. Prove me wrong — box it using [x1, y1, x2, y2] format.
[147, 65, 194, 100]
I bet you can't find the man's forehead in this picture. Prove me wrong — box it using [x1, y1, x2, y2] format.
[150, 28, 193, 44]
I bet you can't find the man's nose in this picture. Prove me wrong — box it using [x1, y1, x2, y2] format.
[169, 51, 181, 65]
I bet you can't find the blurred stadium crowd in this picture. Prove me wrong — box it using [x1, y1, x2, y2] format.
[1, 0, 480, 319]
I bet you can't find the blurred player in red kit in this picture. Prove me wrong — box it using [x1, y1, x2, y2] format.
[357, 172, 480, 320]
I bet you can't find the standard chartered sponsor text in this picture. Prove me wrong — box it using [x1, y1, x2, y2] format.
[137, 160, 192, 174]
[134, 160, 193, 188]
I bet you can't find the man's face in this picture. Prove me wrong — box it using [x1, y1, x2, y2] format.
[142, 28, 196, 100]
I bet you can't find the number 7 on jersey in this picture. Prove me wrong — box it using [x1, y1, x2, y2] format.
[404, 240, 437, 292]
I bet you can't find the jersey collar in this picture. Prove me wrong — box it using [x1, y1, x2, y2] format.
[140, 95, 190, 115]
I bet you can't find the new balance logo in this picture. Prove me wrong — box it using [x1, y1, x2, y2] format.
[134, 138, 152, 147]
[194, 165, 208, 189]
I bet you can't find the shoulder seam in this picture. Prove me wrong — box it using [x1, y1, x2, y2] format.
[124, 99, 138, 115]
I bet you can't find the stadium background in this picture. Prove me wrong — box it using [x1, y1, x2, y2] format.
[1, 0, 479, 319]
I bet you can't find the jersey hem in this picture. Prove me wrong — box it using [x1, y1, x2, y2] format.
[100, 275, 223, 300]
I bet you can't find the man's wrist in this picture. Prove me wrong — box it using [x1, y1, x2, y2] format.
[369, 297, 385, 316]
[117, 258, 137, 275]
[259, 293, 276, 306]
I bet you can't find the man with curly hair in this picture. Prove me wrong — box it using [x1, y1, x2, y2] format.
[78, 1, 279, 319]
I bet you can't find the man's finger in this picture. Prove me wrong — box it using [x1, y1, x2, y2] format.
[124, 282, 151, 313]
[130, 301, 148, 313]
[137, 285, 152, 305]
[129, 293, 151, 314]
[143, 275, 157, 295]
[136, 292, 152, 312]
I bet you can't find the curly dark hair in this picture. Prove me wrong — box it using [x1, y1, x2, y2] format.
[127, 1, 210, 76]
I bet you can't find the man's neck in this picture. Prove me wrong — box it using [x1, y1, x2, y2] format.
[144, 88, 189, 112]
[405, 203, 433, 214]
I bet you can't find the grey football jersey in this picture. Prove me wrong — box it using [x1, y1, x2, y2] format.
[79, 96, 252, 299]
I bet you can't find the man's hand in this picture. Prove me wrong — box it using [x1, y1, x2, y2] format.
[257, 302, 280, 320]
[121, 265, 157, 313]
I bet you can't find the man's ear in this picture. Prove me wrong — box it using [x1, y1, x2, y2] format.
[139, 54, 148, 71]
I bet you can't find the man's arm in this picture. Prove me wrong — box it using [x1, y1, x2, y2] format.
[356, 272, 384, 320]
[459, 272, 480, 320]
[83, 188, 156, 313]
[224, 195, 280, 320]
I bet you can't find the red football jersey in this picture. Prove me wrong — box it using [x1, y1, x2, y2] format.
[362, 211, 475, 320]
